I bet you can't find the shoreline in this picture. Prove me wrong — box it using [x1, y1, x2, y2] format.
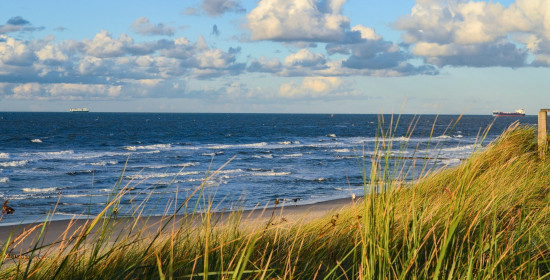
[0, 196, 359, 252]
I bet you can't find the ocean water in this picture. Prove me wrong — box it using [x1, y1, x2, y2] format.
[0, 113, 537, 224]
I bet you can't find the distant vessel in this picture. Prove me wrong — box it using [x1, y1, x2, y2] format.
[492, 109, 525, 117]
[69, 108, 89, 113]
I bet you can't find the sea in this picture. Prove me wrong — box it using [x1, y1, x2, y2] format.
[0, 113, 537, 225]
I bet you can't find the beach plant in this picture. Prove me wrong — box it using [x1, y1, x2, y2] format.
[0, 119, 548, 279]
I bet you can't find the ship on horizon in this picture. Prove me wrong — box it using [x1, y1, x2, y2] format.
[69, 108, 89, 113]
[492, 109, 525, 117]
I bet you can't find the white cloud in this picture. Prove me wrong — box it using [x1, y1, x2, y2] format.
[48, 83, 123, 99]
[35, 44, 69, 64]
[0, 30, 245, 100]
[395, 0, 550, 67]
[195, 49, 235, 68]
[351, 25, 382, 41]
[247, 56, 282, 73]
[0, 36, 36, 66]
[12, 83, 42, 99]
[131, 17, 175, 36]
[84, 30, 133, 58]
[283, 49, 326, 67]
[279, 76, 351, 98]
[247, 0, 351, 42]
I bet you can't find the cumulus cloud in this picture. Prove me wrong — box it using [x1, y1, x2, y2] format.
[4, 82, 125, 100]
[394, 0, 550, 67]
[0, 30, 244, 100]
[247, 56, 282, 73]
[412, 41, 528, 67]
[279, 76, 355, 98]
[131, 17, 175, 36]
[284, 49, 326, 68]
[201, 0, 245, 17]
[247, 0, 352, 42]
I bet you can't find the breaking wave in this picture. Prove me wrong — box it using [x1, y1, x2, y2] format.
[252, 154, 273, 159]
[22, 187, 58, 193]
[0, 160, 28, 167]
[208, 142, 267, 150]
[127, 171, 200, 180]
[281, 153, 303, 158]
[124, 144, 172, 151]
[252, 171, 291, 176]
[91, 160, 118, 166]
[142, 162, 199, 169]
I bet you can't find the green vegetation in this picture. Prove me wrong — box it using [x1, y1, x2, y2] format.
[1, 124, 549, 279]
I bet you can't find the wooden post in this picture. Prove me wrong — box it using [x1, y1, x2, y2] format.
[539, 109, 550, 159]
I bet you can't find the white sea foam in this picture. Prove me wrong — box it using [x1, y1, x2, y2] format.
[333, 149, 350, 153]
[209, 142, 267, 150]
[281, 153, 303, 158]
[46, 150, 74, 156]
[128, 171, 200, 180]
[22, 187, 58, 193]
[124, 144, 172, 151]
[218, 169, 243, 174]
[63, 194, 105, 198]
[441, 158, 461, 166]
[142, 150, 161, 154]
[53, 212, 78, 216]
[144, 162, 199, 169]
[439, 144, 480, 153]
[252, 154, 273, 159]
[278, 141, 292, 145]
[0, 153, 8, 159]
[0, 177, 8, 183]
[351, 136, 410, 144]
[0, 160, 28, 167]
[252, 171, 291, 176]
[91, 160, 118, 166]
[31, 139, 42, 143]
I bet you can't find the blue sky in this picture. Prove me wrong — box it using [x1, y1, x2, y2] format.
[0, 0, 548, 114]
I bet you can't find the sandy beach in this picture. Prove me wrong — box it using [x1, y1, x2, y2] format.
[0, 197, 358, 254]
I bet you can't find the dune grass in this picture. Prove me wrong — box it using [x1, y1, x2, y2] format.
[0, 123, 549, 279]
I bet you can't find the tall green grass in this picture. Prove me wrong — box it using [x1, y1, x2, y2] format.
[0, 123, 549, 279]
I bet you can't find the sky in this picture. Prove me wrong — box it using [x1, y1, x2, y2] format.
[0, 0, 549, 114]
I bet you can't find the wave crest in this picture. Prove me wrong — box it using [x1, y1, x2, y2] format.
[22, 187, 58, 193]
[124, 144, 172, 151]
[0, 160, 28, 167]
